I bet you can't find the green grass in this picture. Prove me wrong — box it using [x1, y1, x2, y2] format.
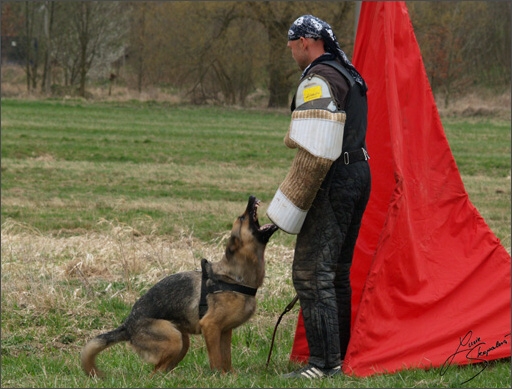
[1, 98, 510, 388]
[1, 100, 290, 167]
[1, 99, 293, 241]
[442, 118, 511, 177]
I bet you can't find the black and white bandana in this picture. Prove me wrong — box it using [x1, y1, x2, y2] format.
[288, 14, 367, 91]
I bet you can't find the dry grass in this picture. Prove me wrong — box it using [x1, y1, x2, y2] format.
[2, 64, 510, 117]
[0, 65, 183, 104]
[1, 216, 295, 322]
[435, 90, 511, 121]
[1, 216, 296, 381]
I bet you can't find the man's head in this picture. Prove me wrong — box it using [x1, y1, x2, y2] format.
[287, 14, 368, 92]
[286, 15, 338, 70]
[286, 36, 324, 71]
[288, 15, 334, 41]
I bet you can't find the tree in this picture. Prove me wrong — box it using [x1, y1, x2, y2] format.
[1, 2, 25, 65]
[40, 1, 55, 93]
[408, 1, 511, 104]
[49, 2, 128, 97]
[4, 1, 508, 105]
[203, 4, 269, 105]
[462, 1, 511, 88]
[242, 1, 354, 108]
[242, 2, 297, 108]
[73, 2, 128, 97]
[23, 2, 40, 92]
[127, 2, 263, 105]
[128, 2, 150, 94]
[123, 2, 353, 107]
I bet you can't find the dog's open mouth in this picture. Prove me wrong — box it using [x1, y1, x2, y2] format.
[248, 196, 278, 243]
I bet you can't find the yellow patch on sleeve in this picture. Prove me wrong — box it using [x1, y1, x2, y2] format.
[303, 85, 322, 102]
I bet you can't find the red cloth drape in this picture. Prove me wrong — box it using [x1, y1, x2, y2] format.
[290, 1, 511, 377]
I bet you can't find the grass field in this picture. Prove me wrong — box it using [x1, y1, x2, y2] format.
[1, 98, 510, 388]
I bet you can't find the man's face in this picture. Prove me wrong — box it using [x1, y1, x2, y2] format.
[287, 38, 309, 71]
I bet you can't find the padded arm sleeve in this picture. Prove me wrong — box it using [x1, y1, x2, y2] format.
[267, 108, 346, 234]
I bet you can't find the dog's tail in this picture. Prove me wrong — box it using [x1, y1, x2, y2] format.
[81, 325, 130, 378]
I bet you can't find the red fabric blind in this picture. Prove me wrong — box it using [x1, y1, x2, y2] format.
[290, 1, 511, 377]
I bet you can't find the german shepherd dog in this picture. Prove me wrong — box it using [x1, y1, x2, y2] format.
[81, 196, 278, 377]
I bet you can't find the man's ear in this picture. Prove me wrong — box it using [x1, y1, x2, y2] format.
[225, 235, 241, 259]
[300, 36, 307, 49]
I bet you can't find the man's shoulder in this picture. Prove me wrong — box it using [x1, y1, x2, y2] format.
[299, 60, 350, 109]
[309, 61, 348, 82]
[309, 62, 340, 76]
[307, 62, 350, 92]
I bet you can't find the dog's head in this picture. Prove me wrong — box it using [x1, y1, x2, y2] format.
[232, 195, 278, 244]
[223, 196, 278, 284]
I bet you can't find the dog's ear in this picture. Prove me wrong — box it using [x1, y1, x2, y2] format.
[225, 235, 241, 260]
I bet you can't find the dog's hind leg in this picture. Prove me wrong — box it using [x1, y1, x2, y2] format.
[130, 319, 188, 375]
[220, 329, 233, 372]
[162, 333, 190, 373]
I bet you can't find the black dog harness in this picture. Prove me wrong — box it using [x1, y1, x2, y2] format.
[199, 258, 258, 319]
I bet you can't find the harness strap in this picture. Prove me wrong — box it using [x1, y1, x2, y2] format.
[199, 259, 210, 318]
[323, 60, 356, 88]
[321, 60, 370, 163]
[199, 258, 258, 319]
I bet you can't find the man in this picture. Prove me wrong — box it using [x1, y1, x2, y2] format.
[266, 15, 371, 379]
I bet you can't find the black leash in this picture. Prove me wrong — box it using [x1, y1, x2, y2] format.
[266, 294, 300, 368]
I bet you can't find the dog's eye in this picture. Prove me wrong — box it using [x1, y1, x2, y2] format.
[239, 215, 245, 221]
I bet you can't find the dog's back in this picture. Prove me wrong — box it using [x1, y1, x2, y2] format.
[124, 271, 202, 334]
